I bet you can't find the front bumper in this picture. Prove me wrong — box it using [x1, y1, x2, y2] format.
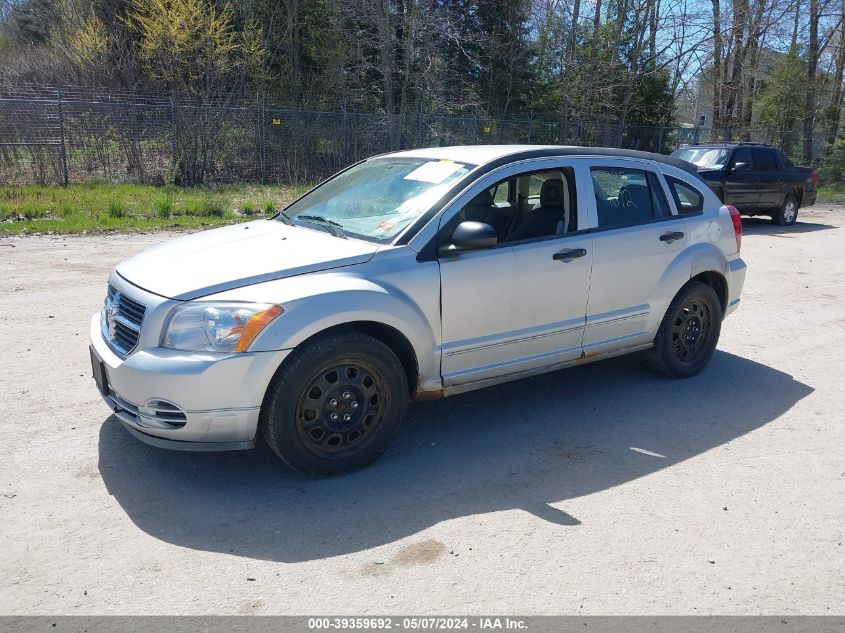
[90, 314, 290, 448]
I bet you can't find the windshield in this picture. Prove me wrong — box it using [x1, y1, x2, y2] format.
[672, 148, 730, 169]
[281, 157, 474, 242]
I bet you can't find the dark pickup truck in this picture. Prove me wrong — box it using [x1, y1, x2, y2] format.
[670, 143, 816, 226]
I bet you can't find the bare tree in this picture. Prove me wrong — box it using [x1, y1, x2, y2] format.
[804, 0, 821, 160]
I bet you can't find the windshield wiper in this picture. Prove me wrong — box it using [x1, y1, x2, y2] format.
[294, 215, 347, 238]
[276, 210, 294, 225]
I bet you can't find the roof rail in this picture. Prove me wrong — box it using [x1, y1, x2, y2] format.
[682, 141, 773, 147]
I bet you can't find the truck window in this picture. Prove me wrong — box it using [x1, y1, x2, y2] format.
[753, 148, 778, 171]
[671, 147, 730, 169]
[731, 148, 753, 171]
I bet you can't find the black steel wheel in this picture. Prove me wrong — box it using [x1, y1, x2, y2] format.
[261, 330, 408, 475]
[295, 360, 390, 458]
[668, 298, 712, 364]
[644, 281, 722, 378]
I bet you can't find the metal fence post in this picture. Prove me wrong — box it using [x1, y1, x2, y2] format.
[259, 94, 266, 183]
[170, 94, 177, 180]
[341, 104, 349, 165]
[415, 97, 423, 148]
[56, 88, 69, 186]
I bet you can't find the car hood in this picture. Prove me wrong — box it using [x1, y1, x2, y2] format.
[116, 220, 380, 300]
[695, 168, 724, 178]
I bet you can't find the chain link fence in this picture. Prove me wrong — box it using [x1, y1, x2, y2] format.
[0, 86, 827, 186]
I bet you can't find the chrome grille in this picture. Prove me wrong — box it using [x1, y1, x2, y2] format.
[102, 284, 146, 356]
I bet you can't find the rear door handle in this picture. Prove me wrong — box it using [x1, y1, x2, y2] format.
[552, 248, 587, 262]
[659, 231, 684, 243]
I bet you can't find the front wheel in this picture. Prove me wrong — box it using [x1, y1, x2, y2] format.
[773, 195, 799, 226]
[261, 330, 408, 475]
[644, 282, 723, 378]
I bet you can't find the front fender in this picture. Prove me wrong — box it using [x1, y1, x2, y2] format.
[205, 270, 441, 394]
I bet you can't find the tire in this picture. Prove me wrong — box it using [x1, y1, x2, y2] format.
[644, 281, 723, 378]
[261, 330, 408, 476]
[773, 194, 799, 226]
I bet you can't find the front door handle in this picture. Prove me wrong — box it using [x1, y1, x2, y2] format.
[552, 248, 587, 262]
[659, 231, 684, 243]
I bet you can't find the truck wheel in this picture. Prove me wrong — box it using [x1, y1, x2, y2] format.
[773, 195, 799, 226]
[261, 330, 408, 476]
[644, 282, 723, 378]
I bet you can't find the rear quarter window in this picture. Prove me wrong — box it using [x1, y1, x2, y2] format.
[665, 176, 704, 215]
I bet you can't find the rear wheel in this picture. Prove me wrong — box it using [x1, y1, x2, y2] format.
[261, 330, 408, 475]
[773, 195, 799, 226]
[644, 282, 723, 378]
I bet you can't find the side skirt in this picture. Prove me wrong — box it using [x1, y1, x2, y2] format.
[439, 342, 654, 398]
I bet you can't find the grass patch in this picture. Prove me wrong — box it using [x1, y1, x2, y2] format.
[0, 182, 311, 235]
[201, 195, 226, 218]
[817, 182, 845, 203]
[155, 197, 172, 219]
[107, 199, 127, 218]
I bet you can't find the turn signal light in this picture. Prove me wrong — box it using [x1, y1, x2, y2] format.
[234, 305, 284, 352]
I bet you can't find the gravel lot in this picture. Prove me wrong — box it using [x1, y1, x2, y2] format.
[1, 206, 843, 615]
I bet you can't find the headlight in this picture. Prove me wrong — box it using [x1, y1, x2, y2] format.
[162, 303, 283, 353]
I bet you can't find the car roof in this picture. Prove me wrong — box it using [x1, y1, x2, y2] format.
[384, 144, 703, 180]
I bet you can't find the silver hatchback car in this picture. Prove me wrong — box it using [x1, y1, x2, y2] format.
[90, 145, 747, 474]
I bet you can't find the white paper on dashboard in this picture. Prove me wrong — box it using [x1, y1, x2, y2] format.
[403, 160, 464, 184]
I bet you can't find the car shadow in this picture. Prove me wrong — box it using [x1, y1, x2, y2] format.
[741, 217, 836, 235]
[98, 351, 812, 563]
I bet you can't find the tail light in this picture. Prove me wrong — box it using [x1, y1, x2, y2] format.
[727, 205, 742, 252]
[811, 170, 818, 187]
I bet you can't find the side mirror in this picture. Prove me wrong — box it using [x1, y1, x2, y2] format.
[439, 221, 498, 256]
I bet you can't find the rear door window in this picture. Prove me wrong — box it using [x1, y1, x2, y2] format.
[753, 148, 778, 171]
[590, 167, 663, 229]
[648, 172, 672, 218]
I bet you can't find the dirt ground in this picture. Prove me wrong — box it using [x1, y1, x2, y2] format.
[1, 205, 843, 615]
